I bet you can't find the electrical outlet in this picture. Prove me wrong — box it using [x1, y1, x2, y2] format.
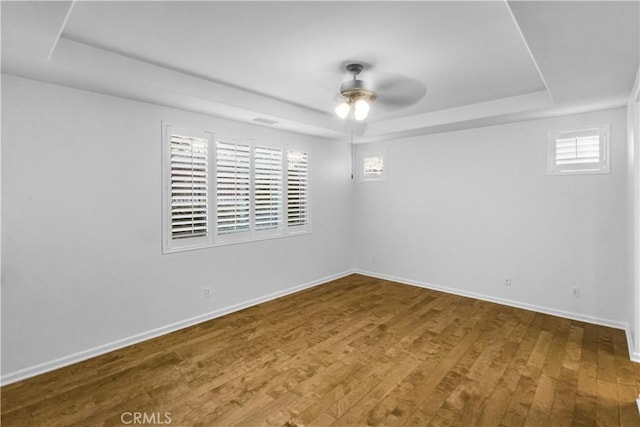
[504, 276, 511, 286]
[204, 287, 212, 298]
[572, 287, 580, 297]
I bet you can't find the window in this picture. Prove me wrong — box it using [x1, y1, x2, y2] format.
[162, 123, 309, 253]
[360, 151, 387, 182]
[547, 125, 610, 175]
[364, 155, 384, 176]
[216, 142, 286, 240]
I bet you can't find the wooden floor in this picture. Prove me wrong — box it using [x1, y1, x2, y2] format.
[2, 274, 639, 426]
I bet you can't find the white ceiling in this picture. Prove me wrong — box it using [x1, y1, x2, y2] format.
[2, 1, 638, 142]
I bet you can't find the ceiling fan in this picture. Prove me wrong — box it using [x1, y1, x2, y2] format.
[335, 63, 376, 121]
[334, 62, 427, 121]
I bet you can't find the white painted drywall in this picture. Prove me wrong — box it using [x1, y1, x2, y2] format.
[354, 108, 630, 329]
[1, 75, 354, 378]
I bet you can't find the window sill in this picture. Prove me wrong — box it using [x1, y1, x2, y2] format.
[162, 229, 311, 254]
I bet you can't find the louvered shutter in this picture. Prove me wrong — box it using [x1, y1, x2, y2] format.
[555, 134, 600, 165]
[363, 155, 384, 176]
[170, 134, 209, 240]
[254, 146, 283, 231]
[216, 141, 251, 235]
[287, 150, 309, 227]
[548, 125, 609, 175]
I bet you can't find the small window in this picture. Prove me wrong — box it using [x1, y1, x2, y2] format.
[360, 151, 387, 181]
[547, 125, 609, 175]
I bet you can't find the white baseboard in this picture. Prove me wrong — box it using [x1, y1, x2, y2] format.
[355, 269, 635, 356]
[1, 270, 355, 386]
[625, 328, 640, 363]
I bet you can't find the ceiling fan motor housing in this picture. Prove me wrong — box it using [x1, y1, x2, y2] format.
[340, 79, 376, 102]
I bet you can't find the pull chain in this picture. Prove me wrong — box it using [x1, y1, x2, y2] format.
[350, 128, 354, 180]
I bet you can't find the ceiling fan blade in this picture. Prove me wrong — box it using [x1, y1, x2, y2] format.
[373, 74, 427, 108]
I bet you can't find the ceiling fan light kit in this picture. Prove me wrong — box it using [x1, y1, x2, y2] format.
[335, 63, 376, 121]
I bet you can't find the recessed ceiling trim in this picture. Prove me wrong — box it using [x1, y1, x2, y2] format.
[46, 37, 344, 138]
[365, 90, 553, 138]
[504, 0, 553, 103]
[47, 1, 75, 61]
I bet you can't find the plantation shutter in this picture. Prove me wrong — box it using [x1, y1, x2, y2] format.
[170, 134, 209, 240]
[548, 126, 609, 175]
[216, 141, 251, 235]
[555, 131, 600, 166]
[254, 146, 283, 231]
[287, 150, 309, 227]
[363, 155, 384, 176]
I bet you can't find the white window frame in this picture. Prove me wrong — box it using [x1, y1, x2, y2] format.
[547, 124, 610, 175]
[162, 123, 310, 253]
[360, 150, 387, 182]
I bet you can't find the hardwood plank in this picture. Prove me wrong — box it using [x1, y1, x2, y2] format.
[523, 373, 556, 426]
[574, 323, 600, 427]
[547, 326, 582, 427]
[477, 385, 513, 426]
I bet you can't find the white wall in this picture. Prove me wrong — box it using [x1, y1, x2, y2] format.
[1, 75, 354, 380]
[354, 108, 630, 330]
